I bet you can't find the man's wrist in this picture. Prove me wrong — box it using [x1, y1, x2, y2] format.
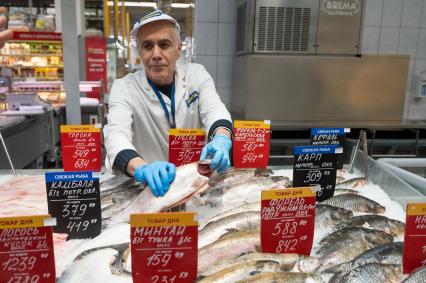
[127, 157, 147, 176]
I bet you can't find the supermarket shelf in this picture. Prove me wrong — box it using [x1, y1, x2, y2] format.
[0, 53, 62, 57]
[0, 65, 64, 68]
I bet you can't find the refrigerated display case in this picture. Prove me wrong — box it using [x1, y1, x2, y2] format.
[0, 31, 63, 81]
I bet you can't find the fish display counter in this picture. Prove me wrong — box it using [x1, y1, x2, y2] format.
[0, 151, 426, 282]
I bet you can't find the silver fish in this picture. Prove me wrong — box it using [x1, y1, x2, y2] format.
[317, 227, 394, 270]
[199, 211, 260, 248]
[335, 177, 366, 189]
[200, 252, 320, 277]
[101, 185, 143, 220]
[402, 266, 426, 283]
[334, 188, 359, 196]
[198, 231, 260, 274]
[235, 272, 324, 283]
[207, 168, 273, 190]
[336, 215, 405, 237]
[321, 194, 385, 214]
[199, 202, 261, 230]
[110, 162, 209, 223]
[324, 242, 403, 275]
[315, 204, 353, 233]
[197, 260, 280, 283]
[338, 263, 402, 283]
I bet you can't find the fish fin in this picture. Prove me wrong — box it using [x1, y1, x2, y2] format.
[322, 262, 349, 274]
[254, 168, 271, 177]
[218, 229, 239, 240]
[249, 271, 261, 276]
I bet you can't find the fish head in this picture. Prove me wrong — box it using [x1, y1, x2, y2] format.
[197, 160, 213, 177]
[331, 207, 353, 221]
[297, 256, 320, 272]
[388, 220, 405, 237]
[254, 260, 280, 272]
[354, 178, 367, 188]
[369, 202, 386, 214]
[365, 230, 394, 245]
[384, 264, 402, 281]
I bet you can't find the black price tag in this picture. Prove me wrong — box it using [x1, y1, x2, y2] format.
[292, 146, 341, 202]
[310, 128, 349, 169]
[45, 172, 101, 239]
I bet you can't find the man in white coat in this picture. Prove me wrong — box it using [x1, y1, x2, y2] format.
[104, 10, 233, 197]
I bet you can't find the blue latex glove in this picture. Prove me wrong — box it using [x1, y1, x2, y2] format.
[200, 134, 232, 173]
[134, 161, 176, 197]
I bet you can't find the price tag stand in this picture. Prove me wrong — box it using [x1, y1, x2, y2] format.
[169, 129, 205, 166]
[233, 120, 270, 168]
[403, 203, 426, 274]
[131, 212, 198, 283]
[261, 188, 315, 255]
[60, 125, 102, 172]
[310, 128, 349, 169]
[45, 172, 101, 239]
[292, 145, 340, 202]
[0, 215, 56, 283]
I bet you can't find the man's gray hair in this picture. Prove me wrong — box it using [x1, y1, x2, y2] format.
[135, 22, 181, 52]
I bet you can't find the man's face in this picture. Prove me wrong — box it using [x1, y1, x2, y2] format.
[138, 21, 182, 85]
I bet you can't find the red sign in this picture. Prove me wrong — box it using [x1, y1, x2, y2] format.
[403, 203, 426, 274]
[261, 188, 315, 255]
[60, 125, 102, 172]
[12, 31, 62, 41]
[131, 213, 198, 283]
[169, 129, 205, 167]
[85, 37, 107, 99]
[0, 215, 56, 283]
[233, 120, 271, 168]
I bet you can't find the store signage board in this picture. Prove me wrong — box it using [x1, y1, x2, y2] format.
[130, 212, 198, 283]
[85, 37, 107, 99]
[403, 203, 426, 274]
[60, 125, 102, 172]
[0, 215, 56, 283]
[292, 145, 341, 202]
[310, 128, 349, 169]
[45, 172, 101, 239]
[233, 120, 271, 168]
[261, 188, 315, 255]
[12, 31, 62, 42]
[169, 129, 206, 166]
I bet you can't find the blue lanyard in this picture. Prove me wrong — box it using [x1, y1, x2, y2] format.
[148, 79, 176, 128]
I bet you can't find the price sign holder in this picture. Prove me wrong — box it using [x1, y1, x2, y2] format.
[60, 124, 102, 172]
[169, 129, 206, 166]
[0, 215, 56, 283]
[403, 203, 426, 274]
[45, 172, 101, 239]
[292, 145, 341, 202]
[310, 128, 350, 169]
[233, 120, 271, 168]
[131, 212, 198, 283]
[261, 188, 315, 255]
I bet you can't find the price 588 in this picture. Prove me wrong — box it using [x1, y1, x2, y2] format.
[272, 222, 298, 236]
